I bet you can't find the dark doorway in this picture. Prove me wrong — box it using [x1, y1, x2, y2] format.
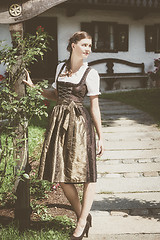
[24, 16, 58, 82]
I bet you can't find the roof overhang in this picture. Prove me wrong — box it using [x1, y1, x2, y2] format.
[0, 0, 68, 24]
[59, 0, 160, 10]
[57, 0, 160, 19]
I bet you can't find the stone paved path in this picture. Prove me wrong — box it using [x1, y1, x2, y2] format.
[84, 98, 160, 239]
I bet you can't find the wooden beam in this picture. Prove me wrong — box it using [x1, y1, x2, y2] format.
[0, 0, 68, 24]
[66, 7, 79, 17]
[132, 10, 149, 20]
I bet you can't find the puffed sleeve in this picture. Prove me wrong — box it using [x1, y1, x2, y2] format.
[52, 62, 64, 89]
[86, 68, 101, 96]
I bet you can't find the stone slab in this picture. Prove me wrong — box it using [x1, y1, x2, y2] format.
[88, 213, 160, 234]
[104, 135, 160, 142]
[91, 192, 160, 211]
[103, 126, 160, 133]
[88, 234, 160, 240]
[104, 114, 155, 124]
[102, 109, 146, 116]
[97, 163, 160, 174]
[103, 130, 160, 138]
[102, 119, 156, 127]
[104, 140, 160, 150]
[99, 158, 160, 164]
[96, 177, 160, 193]
[100, 149, 160, 160]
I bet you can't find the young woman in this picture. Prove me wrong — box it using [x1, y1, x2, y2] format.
[24, 31, 104, 240]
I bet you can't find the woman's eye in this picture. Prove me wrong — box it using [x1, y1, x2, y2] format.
[81, 43, 92, 48]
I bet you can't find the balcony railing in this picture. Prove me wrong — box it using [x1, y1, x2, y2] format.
[67, 0, 160, 8]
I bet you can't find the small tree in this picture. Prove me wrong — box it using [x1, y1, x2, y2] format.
[0, 26, 53, 228]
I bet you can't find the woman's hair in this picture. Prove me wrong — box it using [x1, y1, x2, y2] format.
[61, 31, 92, 77]
[67, 31, 92, 53]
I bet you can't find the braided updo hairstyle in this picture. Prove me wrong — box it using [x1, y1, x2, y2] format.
[62, 31, 92, 77]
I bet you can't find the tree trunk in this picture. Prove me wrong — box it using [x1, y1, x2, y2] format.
[9, 22, 31, 231]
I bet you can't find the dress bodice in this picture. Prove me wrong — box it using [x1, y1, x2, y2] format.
[57, 65, 91, 104]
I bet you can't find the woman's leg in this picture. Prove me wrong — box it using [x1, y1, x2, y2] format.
[59, 183, 82, 220]
[73, 182, 96, 237]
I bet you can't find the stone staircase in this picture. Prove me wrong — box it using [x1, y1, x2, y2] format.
[84, 98, 160, 238]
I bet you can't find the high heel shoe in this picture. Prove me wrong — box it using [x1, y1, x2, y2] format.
[87, 213, 92, 227]
[70, 221, 90, 240]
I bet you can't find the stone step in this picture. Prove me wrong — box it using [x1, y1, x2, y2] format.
[105, 135, 160, 142]
[101, 104, 134, 108]
[100, 99, 123, 105]
[96, 177, 160, 193]
[91, 192, 160, 211]
[104, 114, 154, 123]
[97, 162, 160, 174]
[103, 126, 160, 133]
[104, 140, 160, 150]
[103, 130, 160, 138]
[103, 110, 143, 116]
[88, 234, 160, 240]
[102, 119, 155, 127]
[100, 149, 160, 160]
[99, 158, 160, 164]
[89, 214, 160, 235]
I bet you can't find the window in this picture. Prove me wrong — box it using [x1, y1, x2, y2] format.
[93, 22, 117, 52]
[81, 21, 128, 52]
[145, 24, 160, 53]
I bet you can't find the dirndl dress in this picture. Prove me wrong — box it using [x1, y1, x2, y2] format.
[38, 64, 97, 183]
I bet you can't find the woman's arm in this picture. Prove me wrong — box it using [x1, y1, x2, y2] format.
[90, 95, 104, 157]
[23, 69, 58, 101]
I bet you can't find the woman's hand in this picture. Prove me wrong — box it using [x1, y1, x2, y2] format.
[23, 69, 35, 88]
[96, 138, 104, 157]
[90, 96, 104, 158]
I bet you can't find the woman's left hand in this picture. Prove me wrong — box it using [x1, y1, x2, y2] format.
[23, 68, 35, 88]
[96, 138, 104, 157]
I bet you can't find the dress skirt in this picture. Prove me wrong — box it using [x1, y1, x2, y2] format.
[38, 66, 97, 183]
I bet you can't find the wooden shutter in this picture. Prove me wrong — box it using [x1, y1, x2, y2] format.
[81, 22, 93, 38]
[145, 25, 156, 52]
[155, 24, 160, 53]
[117, 24, 129, 52]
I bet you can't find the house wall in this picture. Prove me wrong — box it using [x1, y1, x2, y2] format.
[43, 7, 160, 90]
[43, 7, 160, 71]
[0, 7, 160, 90]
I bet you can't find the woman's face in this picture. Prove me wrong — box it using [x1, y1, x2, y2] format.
[72, 38, 92, 59]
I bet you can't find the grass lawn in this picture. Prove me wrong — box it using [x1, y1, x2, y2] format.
[0, 218, 73, 240]
[101, 88, 160, 126]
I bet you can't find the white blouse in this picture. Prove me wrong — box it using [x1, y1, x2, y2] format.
[52, 62, 101, 96]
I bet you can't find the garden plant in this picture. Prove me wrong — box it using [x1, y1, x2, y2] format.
[0, 26, 74, 238]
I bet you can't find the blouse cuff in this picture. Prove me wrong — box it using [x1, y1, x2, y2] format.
[87, 91, 101, 96]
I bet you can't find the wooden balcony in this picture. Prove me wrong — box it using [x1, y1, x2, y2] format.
[59, 0, 160, 10]
[65, 0, 160, 8]
[58, 0, 160, 18]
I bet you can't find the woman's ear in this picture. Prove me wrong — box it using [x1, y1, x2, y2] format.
[71, 42, 75, 50]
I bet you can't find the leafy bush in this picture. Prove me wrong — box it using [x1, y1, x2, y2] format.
[0, 26, 52, 204]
